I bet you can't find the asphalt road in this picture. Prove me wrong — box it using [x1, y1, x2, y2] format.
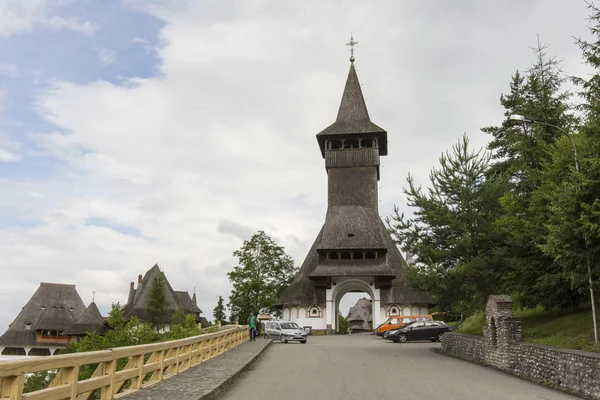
[220, 334, 577, 400]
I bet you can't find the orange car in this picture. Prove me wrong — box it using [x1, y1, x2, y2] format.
[375, 315, 433, 336]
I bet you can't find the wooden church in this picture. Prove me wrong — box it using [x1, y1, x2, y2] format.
[277, 47, 431, 333]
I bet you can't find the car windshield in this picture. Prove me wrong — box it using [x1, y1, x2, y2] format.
[280, 323, 300, 329]
[400, 322, 415, 328]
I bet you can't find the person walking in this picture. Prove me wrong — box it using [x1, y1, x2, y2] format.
[248, 312, 257, 341]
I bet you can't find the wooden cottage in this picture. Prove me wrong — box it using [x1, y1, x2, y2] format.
[121, 264, 208, 330]
[0, 283, 87, 356]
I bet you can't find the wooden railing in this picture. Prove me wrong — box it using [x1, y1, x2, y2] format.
[0, 327, 248, 400]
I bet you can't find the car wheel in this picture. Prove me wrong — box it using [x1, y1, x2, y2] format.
[430, 339, 436, 342]
[280, 335, 288, 344]
[300, 340, 307, 344]
[437, 333, 444, 342]
[397, 333, 408, 343]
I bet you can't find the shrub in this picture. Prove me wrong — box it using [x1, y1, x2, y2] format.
[456, 311, 485, 335]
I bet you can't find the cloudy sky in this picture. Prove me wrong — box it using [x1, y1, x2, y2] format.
[0, 0, 594, 330]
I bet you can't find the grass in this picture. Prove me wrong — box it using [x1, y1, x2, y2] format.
[456, 311, 485, 336]
[456, 307, 600, 353]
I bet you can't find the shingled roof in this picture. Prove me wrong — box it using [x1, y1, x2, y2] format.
[277, 227, 326, 307]
[0, 283, 86, 346]
[347, 298, 373, 327]
[316, 62, 388, 156]
[62, 302, 106, 336]
[121, 264, 203, 322]
[278, 219, 431, 307]
[318, 205, 388, 250]
[173, 291, 202, 314]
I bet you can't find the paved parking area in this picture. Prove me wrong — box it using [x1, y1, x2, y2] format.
[220, 334, 577, 400]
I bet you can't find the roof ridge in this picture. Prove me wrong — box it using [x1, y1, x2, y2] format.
[40, 282, 76, 287]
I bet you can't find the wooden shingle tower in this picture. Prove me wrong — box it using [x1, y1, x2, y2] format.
[278, 42, 431, 333]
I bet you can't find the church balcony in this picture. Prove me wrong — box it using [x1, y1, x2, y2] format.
[325, 147, 380, 170]
[319, 249, 387, 262]
[309, 259, 396, 279]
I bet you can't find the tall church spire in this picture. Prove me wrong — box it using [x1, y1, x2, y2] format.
[316, 43, 388, 156]
[336, 62, 370, 124]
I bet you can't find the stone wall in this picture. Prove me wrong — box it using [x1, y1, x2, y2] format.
[441, 295, 600, 399]
[440, 332, 483, 363]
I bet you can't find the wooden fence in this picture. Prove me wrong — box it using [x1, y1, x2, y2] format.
[0, 327, 248, 400]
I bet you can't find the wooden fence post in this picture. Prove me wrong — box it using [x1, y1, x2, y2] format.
[0, 375, 24, 400]
[101, 359, 116, 400]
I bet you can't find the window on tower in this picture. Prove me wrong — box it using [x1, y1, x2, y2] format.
[353, 252, 365, 260]
[340, 252, 351, 260]
[329, 140, 343, 150]
[345, 138, 360, 149]
[365, 251, 377, 259]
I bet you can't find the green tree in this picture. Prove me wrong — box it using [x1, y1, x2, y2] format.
[76, 304, 158, 353]
[481, 39, 578, 308]
[387, 134, 506, 314]
[171, 314, 201, 339]
[213, 296, 226, 326]
[228, 230, 297, 323]
[171, 307, 187, 327]
[338, 313, 349, 334]
[146, 272, 169, 330]
[535, 1, 600, 339]
[23, 370, 56, 394]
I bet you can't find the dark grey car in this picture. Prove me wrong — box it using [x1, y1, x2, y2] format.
[388, 321, 451, 343]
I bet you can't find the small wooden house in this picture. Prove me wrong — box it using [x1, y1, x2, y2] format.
[0, 283, 87, 356]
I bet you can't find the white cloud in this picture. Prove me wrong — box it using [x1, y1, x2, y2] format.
[0, 132, 21, 162]
[46, 16, 95, 35]
[0, 0, 95, 37]
[131, 37, 154, 55]
[0, 0, 595, 327]
[0, 149, 19, 161]
[95, 48, 117, 66]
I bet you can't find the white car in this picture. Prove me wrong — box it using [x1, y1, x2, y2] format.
[264, 321, 308, 344]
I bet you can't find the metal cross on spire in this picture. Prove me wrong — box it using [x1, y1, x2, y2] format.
[92, 290, 96, 302]
[346, 34, 358, 62]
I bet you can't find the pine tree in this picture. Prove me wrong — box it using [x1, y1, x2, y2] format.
[228, 231, 297, 323]
[387, 134, 505, 314]
[213, 296, 226, 326]
[146, 272, 169, 330]
[481, 39, 577, 308]
[536, 1, 600, 340]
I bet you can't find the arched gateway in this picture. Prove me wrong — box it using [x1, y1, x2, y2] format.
[277, 48, 431, 334]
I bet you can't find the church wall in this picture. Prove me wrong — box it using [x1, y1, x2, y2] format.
[282, 306, 327, 333]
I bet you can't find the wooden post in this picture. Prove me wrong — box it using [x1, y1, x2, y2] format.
[66, 366, 80, 399]
[101, 359, 116, 400]
[0, 375, 24, 400]
[185, 344, 192, 371]
[173, 346, 180, 375]
[157, 350, 165, 382]
[132, 354, 144, 390]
